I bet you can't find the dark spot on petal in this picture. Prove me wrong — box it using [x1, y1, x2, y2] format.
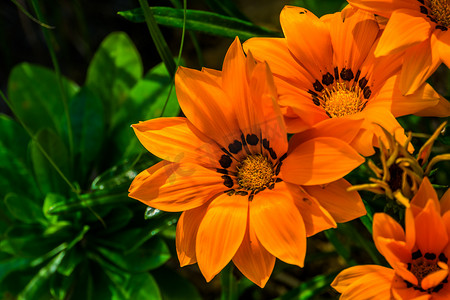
[228, 140, 242, 154]
[418, 0, 424, 4]
[340, 68, 354, 81]
[275, 163, 282, 175]
[216, 168, 228, 175]
[240, 133, 247, 146]
[262, 138, 270, 150]
[363, 86, 371, 99]
[439, 253, 448, 263]
[235, 191, 248, 196]
[226, 189, 235, 196]
[246, 133, 259, 145]
[219, 155, 232, 168]
[436, 25, 448, 31]
[407, 263, 411, 270]
[443, 278, 448, 283]
[405, 280, 413, 288]
[322, 72, 334, 86]
[279, 153, 287, 162]
[326, 111, 332, 118]
[268, 183, 275, 190]
[312, 97, 320, 106]
[222, 175, 234, 188]
[359, 77, 368, 89]
[248, 194, 254, 201]
[412, 249, 422, 260]
[433, 283, 444, 293]
[254, 186, 266, 194]
[424, 252, 436, 260]
[427, 15, 437, 23]
[308, 90, 318, 97]
[354, 70, 361, 84]
[313, 80, 324, 92]
[275, 178, 283, 182]
[360, 101, 368, 111]
[269, 148, 277, 160]
[334, 66, 339, 81]
[420, 5, 428, 14]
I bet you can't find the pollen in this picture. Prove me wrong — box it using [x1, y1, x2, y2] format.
[429, 0, 450, 28]
[237, 154, 274, 191]
[321, 83, 365, 118]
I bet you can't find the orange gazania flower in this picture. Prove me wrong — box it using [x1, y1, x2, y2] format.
[244, 6, 449, 156]
[332, 177, 450, 299]
[348, 0, 450, 95]
[128, 38, 366, 287]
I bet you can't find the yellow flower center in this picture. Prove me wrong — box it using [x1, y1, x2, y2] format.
[411, 257, 441, 284]
[321, 83, 365, 118]
[237, 154, 274, 191]
[429, 0, 450, 27]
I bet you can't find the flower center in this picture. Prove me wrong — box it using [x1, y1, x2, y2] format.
[411, 257, 441, 284]
[429, 0, 450, 27]
[321, 83, 365, 118]
[237, 154, 274, 191]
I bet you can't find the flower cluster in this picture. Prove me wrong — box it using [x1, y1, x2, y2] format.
[128, 1, 450, 293]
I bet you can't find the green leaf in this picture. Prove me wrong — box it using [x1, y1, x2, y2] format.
[0, 257, 34, 282]
[101, 206, 134, 234]
[276, 271, 339, 300]
[118, 7, 280, 41]
[96, 237, 170, 272]
[4, 193, 47, 225]
[43, 193, 66, 223]
[204, 0, 250, 21]
[30, 128, 71, 195]
[153, 267, 201, 300]
[68, 87, 105, 182]
[290, 0, 347, 17]
[121, 273, 161, 300]
[7, 63, 79, 135]
[86, 32, 143, 125]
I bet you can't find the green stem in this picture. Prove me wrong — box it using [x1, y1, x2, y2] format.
[138, 0, 177, 78]
[10, 0, 54, 29]
[221, 263, 238, 300]
[31, 0, 74, 165]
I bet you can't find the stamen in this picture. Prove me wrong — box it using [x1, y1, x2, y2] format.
[237, 154, 274, 191]
[407, 251, 449, 293]
[321, 83, 365, 118]
[421, 0, 450, 29]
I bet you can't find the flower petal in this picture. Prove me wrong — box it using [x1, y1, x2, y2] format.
[129, 162, 224, 212]
[281, 137, 364, 185]
[331, 265, 394, 293]
[437, 30, 450, 68]
[375, 9, 431, 57]
[347, 0, 421, 17]
[421, 268, 449, 290]
[303, 179, 366, 223]
[132, 117, 222, 167]
[440, 188, 450, 215]
[410, 177, 440, 214]
[250, 182, 306, 267]
[176, 205, 208, 266]
[196, 193, 248, 281]
[392, 274, 430, 299]
[232, 218, 275, 288]
[339, 267, 395, 300]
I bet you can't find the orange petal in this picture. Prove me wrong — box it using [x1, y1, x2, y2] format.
[346, 0, 421, 18]
[440, 188, 450, 215]
[331, 265, 393, 293]
[281, 137, 364, 185]
[415, 200, 448, 254]
[349, 127, 377, 156]
[421, 268, 449, 290]
[400, 37, 441, 95]
[373, 213, 407, 262]
[175, 66, 240, 147]
[280, 6, 333, 79]
[303, 179, 366, 223]
[232, 218, 275, 288]
[405, 208, 416, 250]
[250, 182, 306, 267]
[410, 177, 440, 213]
[377, 238, 412, 271]
[132, 117, 222, 167]
[375, 9, 431, 57]
[176, 205, 208, 266]
[392, 274, 430, 299]
[129, 162, 224, 212]
[196, 193, 248, 282]
[339, 267, 395, 299]
[437, 30, 450, 68]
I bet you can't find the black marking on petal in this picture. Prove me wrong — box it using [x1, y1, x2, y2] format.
[363, 86, 372, 99]
[279, 153, 287, 162]
[436, 25, 448, 31]
[443, 278, 448, 283]
[354, 70, 361, 84]
[439, 253, 448, 263]
[322, 72, 334, 86]
[246, 133, 259, 145]
[268, 183, 275, 190]
[412, 249, 422, 260]
[420, 6, 428, 14]
[248, 194, 254, 201]
[334, 66, 339, 81]
[235, 191, 249, 196]
[275, 163, 282, 176]
[340, 68, 354, 81]
[417, 0, 424, 4]
[240, 133, 247, 146]
[312, 97, 320, 106]
[228, 140, 242, 154]
[219, 155, 232, 168]
[222, 175, 234, 188]
[308, 90, 318, 97]
[433, 283, 444, 293]
[216, 168, 228, 175]
[405, 280, 413, 288]
[427, 15, 437, 23]
[313, 80, 324, 92]
[226, 189, 235, 196]
[275, 178, 283, 183]
[360, 101, 368, 111]
[262, 138, 270, 150]
[269, 148, 277, 160]
[359, 77, 368, 89]
[407, 263, 411, 270]
[254, 187, 266, 194]
[424, 252, 436, 260]
[221, 147, 233, 156]
[326, 111, 332, 118]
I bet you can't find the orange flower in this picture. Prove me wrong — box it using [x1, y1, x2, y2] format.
[348, 0, 450, 96]
[244, 6, 449, 156]
[129, 38, 366, 287]
[332, 177, 450, 299]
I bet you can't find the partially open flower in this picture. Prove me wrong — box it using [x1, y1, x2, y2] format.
[349, 122, 449, 207]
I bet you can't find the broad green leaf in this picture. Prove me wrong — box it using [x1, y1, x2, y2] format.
[0, 115, 39, 200]
[153, 267, 201, 300]
[123, 273, 161, 300]
[30, 128, 71, 195]
[100, 206, 133, 234]
[113, 61, 181, 160]
[96, 237, 170, 272]
[4, 193, 47, 225]
[56, 248, 83, 277]
[0, 257, 34, 282]
[118, 7, 280, 41]
[68, 87, 105, 183]
[86, 32, 143, 125]
[7, 63, 79, 135]
[43, 193, 66, 223]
